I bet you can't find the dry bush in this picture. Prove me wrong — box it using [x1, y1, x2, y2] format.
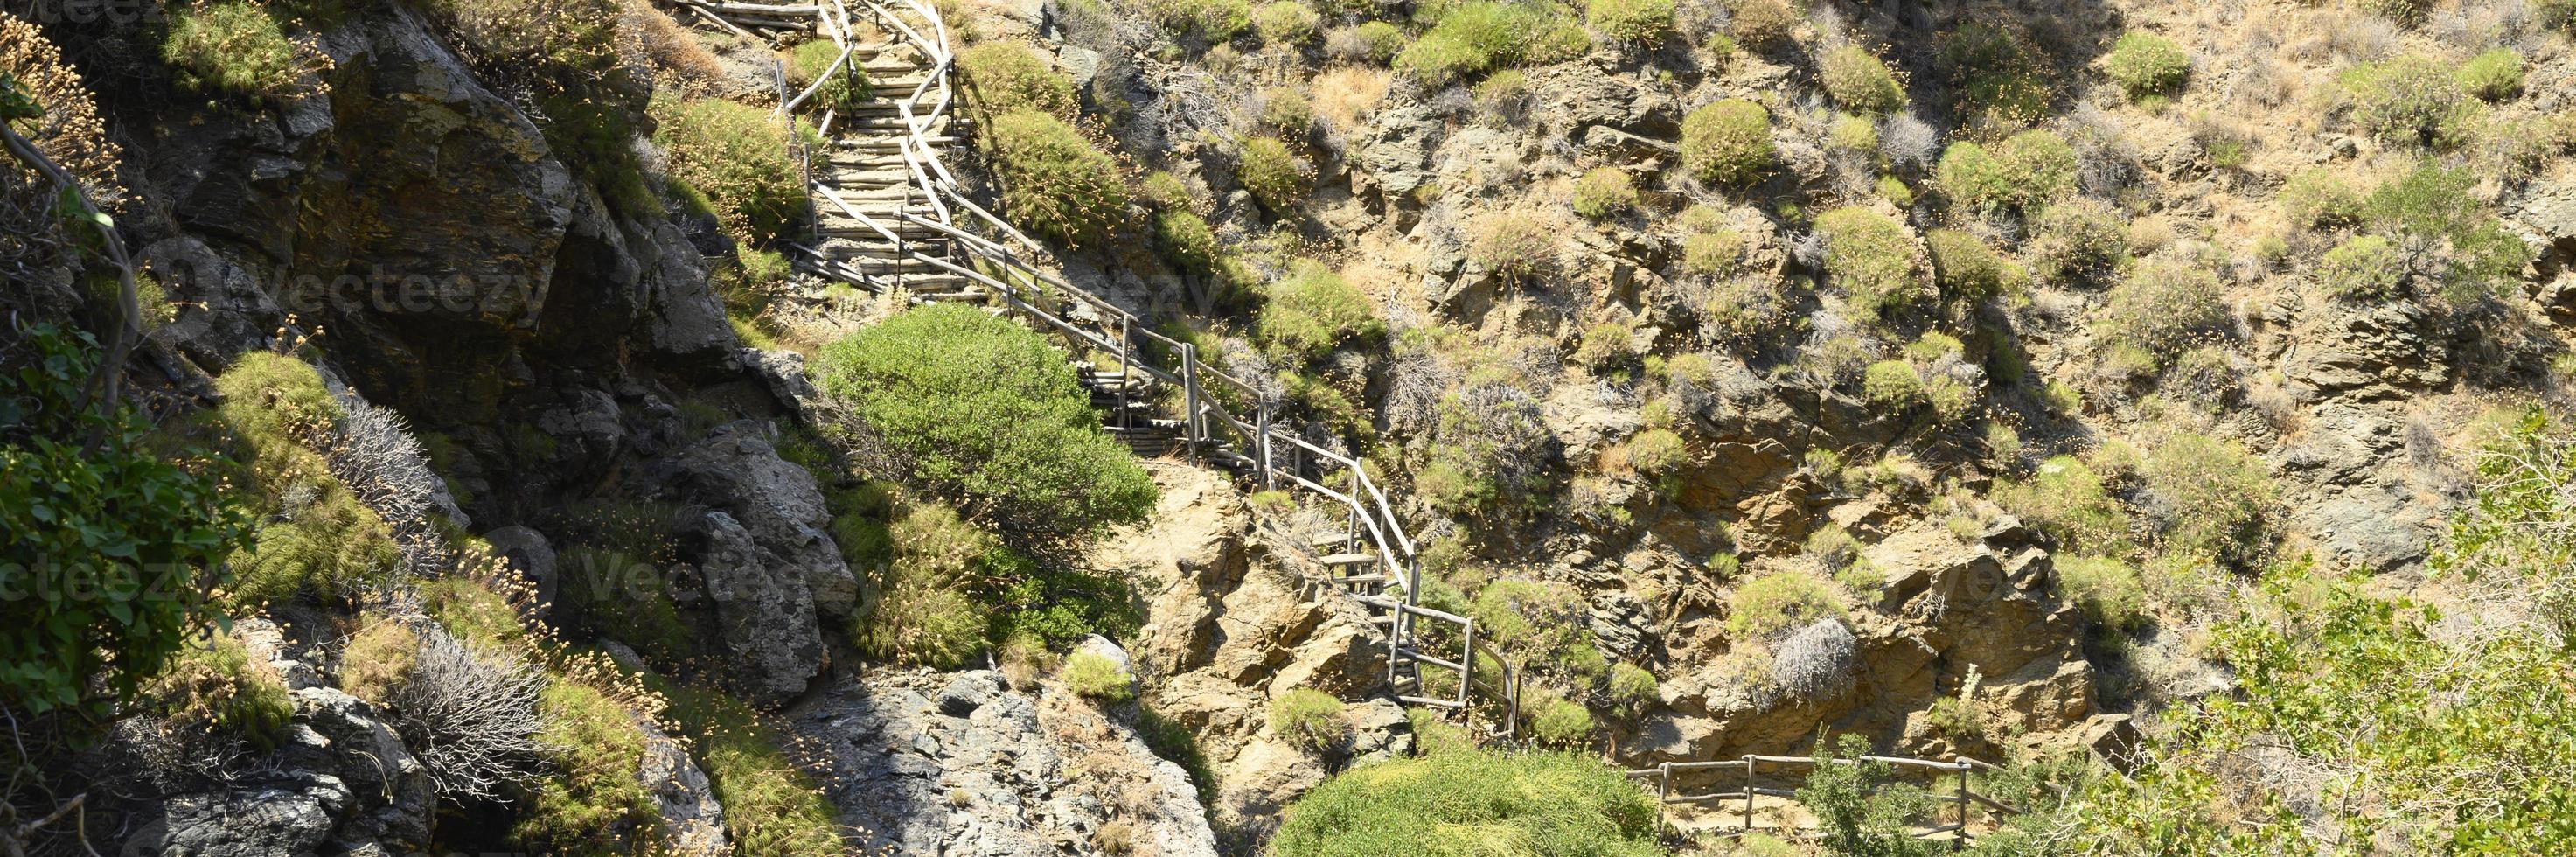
[1769, 617, 1856, 700]
[386, 624, 548, 802]
[328, 392, 451, 574]
[620, 0, 722, 90]
[1312, 66, 1390, 134]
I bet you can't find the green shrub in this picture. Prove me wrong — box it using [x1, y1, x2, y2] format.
[1681, 230, 1742, 275]
[2358, 161, 2532, 308]
[1154, 209, 1223, 275]
[1863, 360, 1925, 410]
[1925, 228, 2016, 301]
[2054, 555, 2148, 632]
[1531, 697, 1598, 746]
[1237, 136, 1309, 215]
[2142, 432, 2275, 565]
[1680, 98, 1774, 186]
[1813, 206, 1932, 317]
[813, 305, 1155, 547]
[514, 679, 660, 854]
[1261, 85, 1314, 130]
[1254, 0, 1322, 45]
[1820, 45, 1905, 113]
[1260, 260, 1383, 362]
[1272, 749, 1660, 855]
[1570, 167, 1638, 219]
[1573, 321, 1636, 369]
[2316, 234, 2405, 301]
[1727, 0, 1794, 50]
[1801, 734, 1941, 857]
[1062, 651, 1134, 701]
[1395, 2, 1547, 87]
[214, 352, 400, 607]
[163, 2, 318, 102]
[1995, 456, 2132, 555]
[0, 327, 250, 715]
[1935, 129, 2074, 213]
[853, 502, 999, 666]
[652, 680, 844, 856]
[2104, 30, 2187, 101]
[1725, 570, 1848, 640]
[957, 41, 1075, 118]
[1608, 663, 1659, 711]
[1342, 21, 1407, 63]
[1586, 0, 1674, 45]
[1624, 428, 1687, 475]
[144, 630, 293, 749]
[1269, 688, 1347, 752]
[2101, 260, 2226, 369]
[2279, 168, 2363, 227]
[1934, 21, 2050, 130]
[650, 94, 805, 245]
[987, 109, 1131, 247]
[338, 619, 419, 703]
[2458, 48, 2523, 101]
[2338, 53, 2469, 147]
[2027, 198, 2127, 285]
[789, 38, 872, 112]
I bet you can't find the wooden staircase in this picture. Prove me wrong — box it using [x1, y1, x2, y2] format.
[682, 0, 1521, 738]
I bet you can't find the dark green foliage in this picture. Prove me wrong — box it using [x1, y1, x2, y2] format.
[2457, 48, 2523, 101]
[1936, 129, 2074, 213]
[1799, 734, 1940, 857]
[813, 304, 1156, 547]
[1396, 2, 1558, 87]
[957, 41, 1076, 118]
[2355, 161, 2532, 308]
[1269, 688, 1347, 752]
[1271, 750, 1662, 856]
[0, 326, 250, 715]
[986, 109, 1131, 247]
[1934, 21, 2050, 131]
[1681, 99, 1775, 186]
[1925, 228, 2017, 301]
[2100, 260, 2226, 369]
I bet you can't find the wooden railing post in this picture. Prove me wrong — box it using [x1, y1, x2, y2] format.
[1256, 407, 1273, 489]
[1954, 758, 1970, 850]
[1116, 314, 1132, 431]
[1456, 618, 1475, 711]
[1655, 763, 1673, 838]
[1180, 342, 1201, 458]
[1742, 755, 1757, 834]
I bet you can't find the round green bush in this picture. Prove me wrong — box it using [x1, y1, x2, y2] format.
[2055, 555, 2148, 631]
[1819, 45, 1905, 113]
[1724, 570, 1847, 640]
[2457, 47, 2524, 102]
[2101, 260, 2226, 368]
[1344, 21, 1407, 64]
[2104, 30, 2187, 101]
[1608, 663, 1659, 709]
[1269, 688, 1348, 752]
[790, 39, 874, 111]
[811, 304, 1157, 547]
[2142, 432, 2276, 566]
[2027, 198, 2127, 285]
[1253, 0, 1322, 45]
[1259, 261, 1384, 362]
[1925, 228, 2016, 301]
[1863, 359, 1925, 410]
[1936, 129, 2074, 213]
[1261, 85, 1314, 130]
[1812, 206, 1932, 317]
[1681, 229, 1742, 275]
[1394, 2, 1540, 87]
[650, 94, 806, 245]
[1570, 166, 1638, 219]
[1236, 136, 1310, 215]
[1586, 0, 1674, 45]
[162, 1, 312, 102]
[1154, 209, 1222, 274]
[2280, 168, 2363, 227]
[1531, 698, 1598, 746]
[1681, 98, 1775, 186]
[986, 109, 1131, 247]
[1271, 750, 1660, 856]
[957, 41, 1076, 118]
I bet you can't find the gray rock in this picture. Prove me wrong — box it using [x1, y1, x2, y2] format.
[694, 511, 825, 702]
[480, 525, 557, 608]
[278, 688, 435, 850]
[639, 718, 729, 855]
[656, 422, 857, 618]
[145, 770, 350, 857]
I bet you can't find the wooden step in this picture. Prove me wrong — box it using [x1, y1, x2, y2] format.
[1317, 553, 1379, 567]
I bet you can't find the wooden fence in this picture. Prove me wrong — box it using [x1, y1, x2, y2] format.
[1625, 753, 2023, 847]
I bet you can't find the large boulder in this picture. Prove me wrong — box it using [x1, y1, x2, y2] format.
[691, 511, 825, 702]
[654, 422, 856, 617]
